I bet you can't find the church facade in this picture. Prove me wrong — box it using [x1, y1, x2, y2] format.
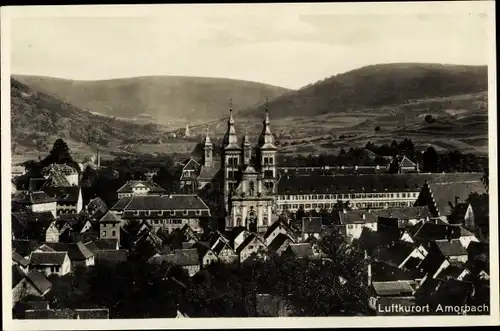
[180, 106, 279, 234]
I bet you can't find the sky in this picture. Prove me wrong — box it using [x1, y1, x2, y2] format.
[8, 3, 491, 89]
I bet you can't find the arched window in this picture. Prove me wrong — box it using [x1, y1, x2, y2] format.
[249, 181, 255, 196]
[236, 217, 242, 226]
[263, 217, 268, 226]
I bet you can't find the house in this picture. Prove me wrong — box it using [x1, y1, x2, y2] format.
[84, 197, 108, 222]
[368, 281, 416, 315]
[236, 233, 268, 263]
[432, 240, 468, 263]
[98, 211, 122, 246]
[401, 221, 462, 245]
[228, 227, 251, 251]
[282, 243, 317, 259]
[116, 180, 166, 198]
[263, 220, 297, 246]
[29, 251, 71, 276]
[337, 210, 378, 243]
[42, 242, 95, 270]
[374, 241, 428, 269]
[110, 194, 211, 234]
[12, 268, 52, 305]
[13, 251, 30, 273]
[301, 217, 322, 240]
[179, 159, 202, 193]
[267, 233, 293, 256]
[12, 211, 59, 242]
[414, 174, 487, 220]
[41, 164, 79, 187]
[42, 186, 83, 216]
[12, 239, 44, 260]
[11, 191, 58, 217]
[148, 248, 200, 276]
[210, 233, 239, 264]
[25, 308, 110, 319]
[388, 156, 419, 174]
[369, 260, 426, 288]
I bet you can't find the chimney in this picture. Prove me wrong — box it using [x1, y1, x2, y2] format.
[96, 149, 101, 169]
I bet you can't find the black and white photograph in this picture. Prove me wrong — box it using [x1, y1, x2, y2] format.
[1, 2, 498, 329]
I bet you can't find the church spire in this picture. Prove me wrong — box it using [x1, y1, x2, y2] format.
[204, 127, 211, 145]
[258, 97, 276, 149]
[223, 98, 239, 149]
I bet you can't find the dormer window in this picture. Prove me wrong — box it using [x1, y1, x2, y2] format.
[183, 210, 188, 216]
[170, 210, 175, 216]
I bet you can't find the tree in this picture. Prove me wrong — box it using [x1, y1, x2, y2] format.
[422, 146, 439, 172]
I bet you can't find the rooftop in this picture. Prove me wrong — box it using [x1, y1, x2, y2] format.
[428, 179, 487, 216]
[302, 217, 322, 233]
[25, 270, 52, 295]
[30, 251, 68, 265]
[42, 186, 80, 203]
[111, 194, 210, 212]
[116, 180, 166, 194]
[148, 248, 200, 266]
[12, 191, 57, 204]
[277, 172, 484, 195]
[337, 210, 378, 225]
[372, 281, 414, 297]
[434, 239, 468, 257]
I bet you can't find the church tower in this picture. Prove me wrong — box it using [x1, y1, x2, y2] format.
[202, 128, 213, 168]
[241, 129, 252, 165]
[222, 101, 242, 211]
[257, 102, 278, 194]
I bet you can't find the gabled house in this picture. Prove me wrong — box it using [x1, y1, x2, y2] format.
[210, 233, 238, 264]
[374, 241, 428, 270]
[179, 159, 202, 193]
[388, 156, 419, 174]
[41, 164, 79, 187]
[84, 197, 108, 222]
[337, 210, 378, 243]
[42, 242, 95, 270]
[267, 233, 293, 256]
[368, 281, 415, 315]
[12, 268, 52, 305]
[263, 220, 297, 246]
[29, 252, 71, 276]
[116, 180, 166, 199]
[414, 176, 487, 221]
[236, 233, 268, 263]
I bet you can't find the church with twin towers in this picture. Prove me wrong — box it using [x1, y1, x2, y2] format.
[190, 101, 279, 233]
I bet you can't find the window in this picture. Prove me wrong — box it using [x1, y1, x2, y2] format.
[390, 194, 394, 198]
[293, 204, 298, 209]
[196, 210, 201, 215]
[112, 230, 116, 236]
[413, 193, 417, 197]
[402, 193, 406, 198]
[263, 217, 268, 225]
[170, 210, 175, 216]
[312, 195, 317, 200]
[348, 225, 354, 229]
[183, 210, 189, 216]
[305, 204, 311, 209]
[312, 204, 317, 208]
[249, 245, 254, 250]
[102, 231, 106, 237]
